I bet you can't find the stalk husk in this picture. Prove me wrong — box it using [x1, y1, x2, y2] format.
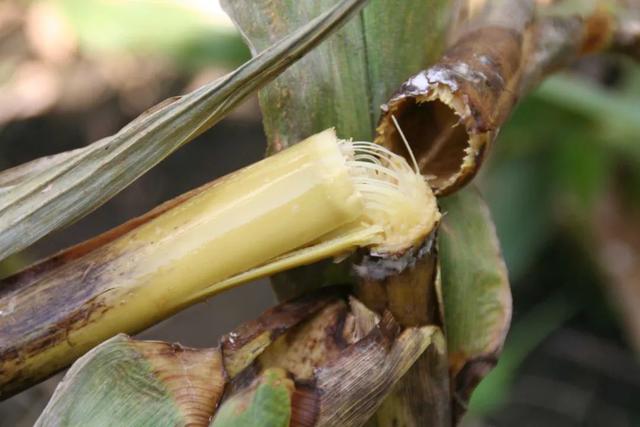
[36, 289, 443, 427]
[353, 231, 452, 426]
[221, 288, 343, 378]
[365, 330, 451, 427]
[354, 233, 440, 327]
[213, 296, 442, 427]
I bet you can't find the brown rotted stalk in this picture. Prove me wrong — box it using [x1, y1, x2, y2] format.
[376, 0, 640, 196]
[353, 230, 452, 426]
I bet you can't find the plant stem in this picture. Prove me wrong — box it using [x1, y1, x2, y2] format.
[0, 129, 439, 398]
[0, 0, 370, 262]
[376, 0, 640, 195]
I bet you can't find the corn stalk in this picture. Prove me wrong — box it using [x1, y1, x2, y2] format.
[1, 129, 440, 398]
[377, 0, 640, 195]
[222, 0, 638, 424]
[0, 0, 373, 398]
[3, 0, 639, 425]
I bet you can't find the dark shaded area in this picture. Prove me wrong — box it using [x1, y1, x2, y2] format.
[473, 236, 640, 427]
[380, 99, 468, 188]
[466, 53, 640, 424]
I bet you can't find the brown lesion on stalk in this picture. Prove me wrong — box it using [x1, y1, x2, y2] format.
[376, 0, 640, 195]
[353, 232, 441, 327]
[580, 8, 616, 54]
[0, 259, 121, 398]
[376, 26, 525, 195]
[0, 175, 236, 400]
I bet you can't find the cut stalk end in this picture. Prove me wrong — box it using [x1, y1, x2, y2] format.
[340, 138, 440, 254]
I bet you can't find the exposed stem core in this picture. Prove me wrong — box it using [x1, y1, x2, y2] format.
[341, 138, 440, 254]
[0, 128, 439, 398]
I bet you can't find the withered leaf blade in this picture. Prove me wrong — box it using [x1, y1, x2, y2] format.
[258, 300, 351, 382]
[221, 288, 343, 378]
[35, 334, 225, 427]
[0, 0, 369, 262]
[438, 187, 512, 422]
[365, 328, 450, 427]
[245, 293, 442, 427]
[314, 320, 442, 427]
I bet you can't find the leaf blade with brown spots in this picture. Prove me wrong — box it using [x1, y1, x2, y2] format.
[35, 334, 225, 427]
[438, 187, 511, 421]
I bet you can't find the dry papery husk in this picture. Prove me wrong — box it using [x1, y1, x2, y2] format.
[36, 288, 443, 427]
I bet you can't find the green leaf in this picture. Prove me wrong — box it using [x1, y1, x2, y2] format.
[0, 0, 368, 262]
[481, 151, 554, 280]
[210, 368, 293, 427]
[535, 75, 640, 151]
[438, 187, 512, 415]
[36, 334, 225, 427]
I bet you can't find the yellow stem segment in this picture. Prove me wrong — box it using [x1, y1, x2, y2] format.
[113, 129, 363, 308]
[0, 128, 439, 397]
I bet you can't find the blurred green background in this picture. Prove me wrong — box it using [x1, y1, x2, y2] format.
[1, 1, 639, 426]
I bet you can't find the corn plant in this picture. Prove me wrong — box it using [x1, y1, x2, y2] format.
[1, 0, 638, 426]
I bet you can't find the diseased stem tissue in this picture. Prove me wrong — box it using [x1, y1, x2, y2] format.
[0, 128, 440, 398]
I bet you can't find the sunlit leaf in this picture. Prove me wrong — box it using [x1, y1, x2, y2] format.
[55, 0, 249, 68]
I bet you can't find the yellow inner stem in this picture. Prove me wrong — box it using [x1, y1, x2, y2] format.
[14, 128, 439, 383]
